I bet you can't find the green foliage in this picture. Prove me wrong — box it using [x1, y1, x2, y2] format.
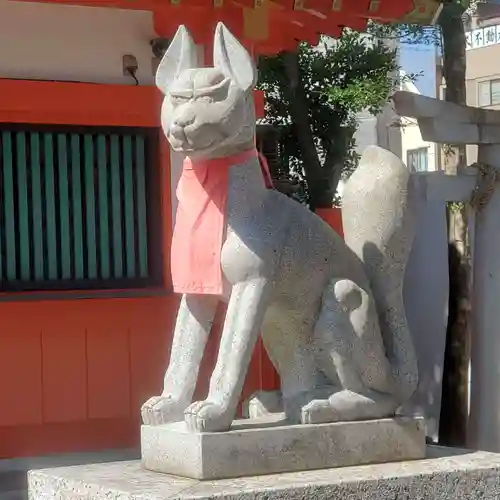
[368, 22, 440, 46]
[324, 41, 397, 116]
[257, 29, 411, 207]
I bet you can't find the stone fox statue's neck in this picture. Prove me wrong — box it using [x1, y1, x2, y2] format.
[227, 156, 269, 201]
[186, 139, 256, 162]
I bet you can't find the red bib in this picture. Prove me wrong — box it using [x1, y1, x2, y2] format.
[171, 148, 272, 295]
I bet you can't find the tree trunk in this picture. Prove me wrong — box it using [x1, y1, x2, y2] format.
[282, 51, 333, 209]
[323, 126, 355, 202]
[440, 2, 467, 106]
[437, 0, 471, 448]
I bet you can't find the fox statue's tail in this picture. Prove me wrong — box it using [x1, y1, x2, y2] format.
[341, 146, 418, 403]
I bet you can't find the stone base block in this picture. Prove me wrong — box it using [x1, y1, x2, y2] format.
[141, 415, 425, 480]
[28, 447, 500, 499]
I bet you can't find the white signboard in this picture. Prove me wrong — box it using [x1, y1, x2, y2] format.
[466, 24, 500, 51]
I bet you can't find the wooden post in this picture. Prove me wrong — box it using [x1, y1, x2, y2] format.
[468, 142, 500, 451]
[393, 91, 500, 451]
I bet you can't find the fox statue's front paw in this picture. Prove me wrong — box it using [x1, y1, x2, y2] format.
[184, 399, 234, 432]
[141, 395, 187, 426]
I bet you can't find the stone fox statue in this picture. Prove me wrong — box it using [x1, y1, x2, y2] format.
[141, 22, 418, 433]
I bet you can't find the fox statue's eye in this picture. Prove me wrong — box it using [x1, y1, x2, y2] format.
[196, 95, 214, 104]
[170, 95, 190, 106]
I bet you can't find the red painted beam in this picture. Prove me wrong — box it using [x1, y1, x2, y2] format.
[11, 0, 160, 10]
[11, 0, 415, 57]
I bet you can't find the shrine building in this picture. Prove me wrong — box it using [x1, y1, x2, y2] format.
[0, 0, 440, 464]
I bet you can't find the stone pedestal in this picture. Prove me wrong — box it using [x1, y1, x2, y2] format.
[141, 416, 426, 480]
[469, 143, 500, 451]
[29, 447, 500, 499]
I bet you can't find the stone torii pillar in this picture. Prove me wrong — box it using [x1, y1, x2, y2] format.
[393, 90, 500, 452]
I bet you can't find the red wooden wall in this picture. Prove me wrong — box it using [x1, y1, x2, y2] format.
[0, 296, 175, 457]
[0, 77, 342, 459]
[0, 295, 283, 458]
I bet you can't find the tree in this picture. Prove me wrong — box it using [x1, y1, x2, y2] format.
[258, 3, 474, 447]
[257, 32, 403, 210]
[371, 0, 473, 447]
[436, 0, 470, 448]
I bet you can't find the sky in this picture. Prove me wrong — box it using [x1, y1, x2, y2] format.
[399, 42, 437, 97]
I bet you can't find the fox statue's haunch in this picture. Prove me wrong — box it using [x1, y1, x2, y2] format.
[141, 23, 418, 432]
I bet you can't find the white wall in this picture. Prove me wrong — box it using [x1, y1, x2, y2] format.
[0, 0, 185, 223]
[356, 71, 439, 173]
[354, 110, 379, 155]
[401, 118, 438, 172]
[353, 106, 403, 162]
[399, 79, 438, 172]
[353, 37, 403, 162]
[0, 0, 156, 85]
[403, 189, 449, 441]
[376, 104, 403, 160]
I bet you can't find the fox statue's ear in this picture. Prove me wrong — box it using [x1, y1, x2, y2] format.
[156, 25, 198, 95]
[213, 22, 257, 93]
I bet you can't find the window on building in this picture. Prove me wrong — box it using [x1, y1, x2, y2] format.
[0, 124, 162, 292]
[478, 79, 500, 107]
[407, 147, 429, 173]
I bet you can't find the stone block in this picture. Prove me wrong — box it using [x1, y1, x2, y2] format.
[28, 446, 500, 499]
[141, 415, 426, 480]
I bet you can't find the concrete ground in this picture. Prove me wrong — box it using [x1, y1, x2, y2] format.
[0, 449, 139, 500]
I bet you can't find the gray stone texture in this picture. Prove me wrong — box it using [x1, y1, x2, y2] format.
[0, 449, 137, 500]
[143, 21, 419, 440]
[141, 416, 426, 480]
[29, 447, 500, 499]
[342, 145, 418, 404]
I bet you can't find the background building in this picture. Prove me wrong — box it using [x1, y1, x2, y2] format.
[355, 71, 439, 174]
[463, 2, 500, 162]
[0, 0, 272, 490]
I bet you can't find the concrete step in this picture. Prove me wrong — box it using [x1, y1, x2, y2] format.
[0, 490, 27, 500]
[0, 471, 26, 492]
[0, 448, 139, 473]
[0, 448, 139, 500]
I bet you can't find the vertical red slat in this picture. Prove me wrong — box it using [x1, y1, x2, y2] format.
[0, 330, 43, 426]
[42, 327, 87, 423]
[86, 325, 131, 419]
[129, 297, 178, 412]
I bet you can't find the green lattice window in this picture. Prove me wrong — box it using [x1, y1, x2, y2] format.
[0, 124, 162, 292]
